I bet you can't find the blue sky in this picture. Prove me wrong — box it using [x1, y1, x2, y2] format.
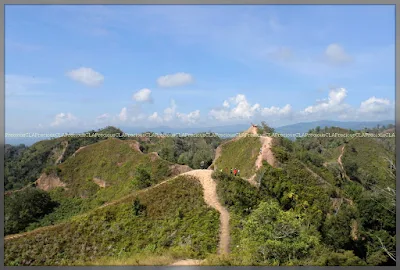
[5, 5, 395, 133]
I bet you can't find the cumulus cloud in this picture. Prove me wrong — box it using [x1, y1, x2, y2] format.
[301, 88, 349, 116]
[96, 113, 110, 123]
[118, 107, 128, 121]
[133, 88, 153, 103]
[66, 67, 104, 87]
[209, 94, 261, 121]
[261, 104, 292, 117]
[148, 112, 163, 123]
[222, 100, 230, 108]
[325, 44, 352, 65]
[51, 112, 77, 127]
[359, 96, 392, 114]
[177, 110, 201, 124]
[131, 113, 146, 122]
[163, 100, 178, 122]
[157, 72, 194, 88]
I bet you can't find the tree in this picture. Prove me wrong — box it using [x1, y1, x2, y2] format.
[5, 187, 58, 235]
[237, 201, 320, 265]
[132, 198, 147, 216]
[260, 121, 275, 134]
[132, 166, 152, 189]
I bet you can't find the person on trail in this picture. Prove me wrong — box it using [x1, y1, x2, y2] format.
[237, 169, 240, 176]
[233, 168, 237, 176]
[230, 168, 233, 174]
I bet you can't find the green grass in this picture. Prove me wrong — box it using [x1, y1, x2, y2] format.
[20, 138, 175, 233]
[58, 138, 172, 199]
[4, 175, 220, 266]
[214, 136, 261, 178]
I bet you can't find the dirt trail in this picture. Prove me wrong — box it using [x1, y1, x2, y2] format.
[338, 145, 345, 169]
[338, 145, 351, 181]
[180, 170, 230, 255]
[255, 136, 275, 169]
[247, 126, 275, 186]
[72, 145, 88, 156]
[55, 141, 68, 164]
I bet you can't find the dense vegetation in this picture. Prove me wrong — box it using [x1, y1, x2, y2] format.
[209, 125, 396, 266]
[136, 133, 223, 169]
[5, 187, 58, 235]
[4, 176, 220, 266]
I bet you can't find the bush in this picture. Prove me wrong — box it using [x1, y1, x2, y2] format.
[5, 187, 58, 235]
[132, 166, 152, 189]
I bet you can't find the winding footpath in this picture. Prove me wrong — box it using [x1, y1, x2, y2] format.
[338, 145, 351, 181]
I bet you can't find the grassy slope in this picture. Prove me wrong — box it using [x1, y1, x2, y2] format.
[342, 137, 395, 189]
[4, 175, 220, 266]
[26, 138, 173, 231]
[214, 136, 261, 178]
[58, 138, 171, 197]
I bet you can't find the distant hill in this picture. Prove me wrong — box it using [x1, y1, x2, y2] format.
[274, 120, 395, 135]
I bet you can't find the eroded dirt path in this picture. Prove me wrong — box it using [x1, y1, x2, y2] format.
[55, 141, 68, 164]
[338, 145, 345, 169]
[180, 170, 230, 255]
[338, 145, 351, 181]
[247, 128, 275, 186]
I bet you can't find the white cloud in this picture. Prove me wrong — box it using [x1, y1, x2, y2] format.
[66, 67, 104, 87]
[51, 112, 77, 127]
[359, 96, 392, 114]
[96, 113, 110, 123]
[133, 88, 153, 103]
[148, 112, 163, 123]
[209, 94, 261, 121]
[325, 43, 352, 65]
[157, 72, 194, 88]
[177, 110, 201, 124]
[301, 88, 349, 115]
[118, 107, 128, 121]
[132, 113, 146, 122]
[261, 104, 292, 117]
[163, 100, 177, 121]
[222, 100, 230, 108]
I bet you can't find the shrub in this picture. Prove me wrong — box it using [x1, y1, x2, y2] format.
[5, 187, 58, 235]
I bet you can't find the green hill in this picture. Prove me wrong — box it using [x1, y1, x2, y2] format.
[5, 175, 220, 266]
[214, 136, 262, 178]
